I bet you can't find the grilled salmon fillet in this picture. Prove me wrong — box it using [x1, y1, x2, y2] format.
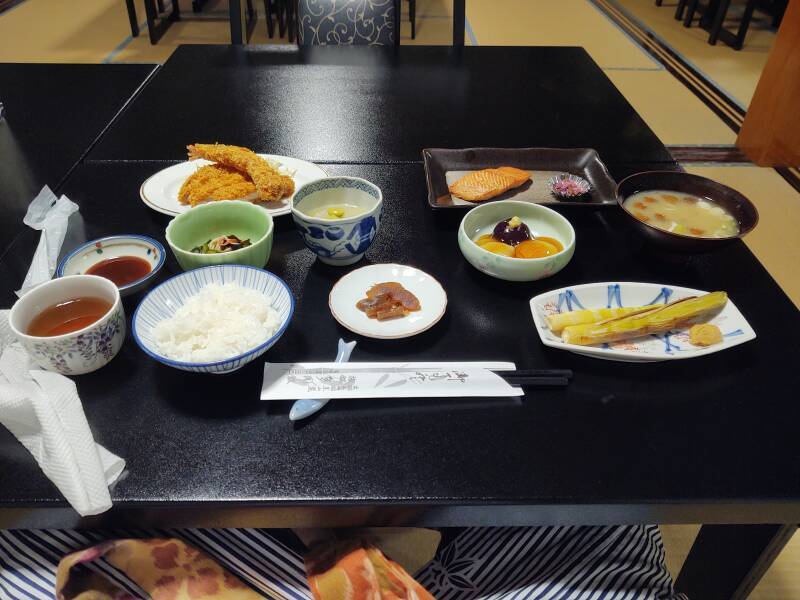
[448, 166, 531, 202]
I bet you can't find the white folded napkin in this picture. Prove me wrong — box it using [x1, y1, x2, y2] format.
[1, 185, 123, 516]
[15, 185, 78, 298]
[0, 311, 125, 516]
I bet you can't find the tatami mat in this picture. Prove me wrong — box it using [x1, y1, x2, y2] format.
[0, 0, 149, 62]
[613, 0, 776, 108]
[465, 0, 660, 69]
[606, 69, 737, 145]
[684, 164, 800, 306]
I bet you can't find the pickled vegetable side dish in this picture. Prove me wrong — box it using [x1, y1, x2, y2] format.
[473, 216, 564, 259]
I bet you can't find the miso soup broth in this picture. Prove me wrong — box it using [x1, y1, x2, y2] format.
[623, 190, 739, 238]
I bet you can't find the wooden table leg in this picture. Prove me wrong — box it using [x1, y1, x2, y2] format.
[675, 524, 796, 600]
[453, 0, 465, 46]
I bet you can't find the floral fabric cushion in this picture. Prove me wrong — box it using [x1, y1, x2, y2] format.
[298, 0, 397, 46]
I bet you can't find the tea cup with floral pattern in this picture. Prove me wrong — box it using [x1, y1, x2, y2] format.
[9, 275, 125, 375]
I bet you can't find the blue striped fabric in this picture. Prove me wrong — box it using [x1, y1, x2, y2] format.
[0, 526, 687, 599]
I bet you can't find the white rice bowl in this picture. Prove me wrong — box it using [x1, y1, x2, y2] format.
[132, 265, 294, 374]
[152, 283, 280, 363]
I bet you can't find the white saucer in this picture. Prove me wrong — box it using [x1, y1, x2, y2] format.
[140, 154, 328, 217]
[328, 264, 448, 339]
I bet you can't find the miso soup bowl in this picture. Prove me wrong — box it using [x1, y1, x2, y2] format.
[617, 171, 759, 253]
[8, 275, 125, 375]
[292, 177, 383, 266]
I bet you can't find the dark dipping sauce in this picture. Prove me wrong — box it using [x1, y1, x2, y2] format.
[86, 256, 151, 287]
[27, 297, 112, 337]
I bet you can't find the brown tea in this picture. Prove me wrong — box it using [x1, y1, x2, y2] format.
[27, 297, 112, 337]
[86, 256, 151, 287]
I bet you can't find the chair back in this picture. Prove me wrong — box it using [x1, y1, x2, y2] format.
[298, 0, 400, 45]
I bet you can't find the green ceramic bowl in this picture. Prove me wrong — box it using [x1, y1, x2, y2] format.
[458, 200, 576, 282]
[165, 201, 274, 271]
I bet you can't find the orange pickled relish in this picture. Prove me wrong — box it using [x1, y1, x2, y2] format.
[514, 237, 563, 259]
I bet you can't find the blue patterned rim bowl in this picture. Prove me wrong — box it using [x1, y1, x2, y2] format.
[291, 176, 383, 266]
[9, 275, 125, 375]
[132, 265, 294, 374]
[56, 235, 165, 297]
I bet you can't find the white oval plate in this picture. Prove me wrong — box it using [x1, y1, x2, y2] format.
[530, 281, 756, 362]
[329, 264, 448, 339]
[140, 154, 328, 217]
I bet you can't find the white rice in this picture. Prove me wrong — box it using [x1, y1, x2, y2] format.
[152, 282, 280, 363]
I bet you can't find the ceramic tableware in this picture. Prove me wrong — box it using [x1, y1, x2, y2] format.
[56, 235, 165, 297]
[328, 264, 447, 339]
[140, 154, 328, 217]
[458, 200, 575, 282]
[292, 177, 383, 266]
[9, 275, 125, 375]
[530, 281, 756, 362]
[165, 200, 274, 271]
[616, 171, 758, 253]
[132, 265, 294, 374]
[422, 147, 616, 209]
[288, 338, 357, 421]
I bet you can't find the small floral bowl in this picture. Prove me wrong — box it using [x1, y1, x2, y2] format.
[291, 177, 382, 266]
[56, 235, 165, 297]
[9, 275, 125, 375]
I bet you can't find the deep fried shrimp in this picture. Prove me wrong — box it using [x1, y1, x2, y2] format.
[178, 164, 257, 206]
[186, 143, 295, 202]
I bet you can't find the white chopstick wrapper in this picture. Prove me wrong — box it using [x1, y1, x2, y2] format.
[0, 312, 125, 516]
[262, 362, 523, 401]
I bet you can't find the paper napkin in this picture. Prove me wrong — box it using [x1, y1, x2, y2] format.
[15, 185, 79, 297]
[0, 311, 124, 516]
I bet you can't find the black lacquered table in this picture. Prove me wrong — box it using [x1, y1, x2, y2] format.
[1, 46, 799, 600]
[0, 63, 157, 257]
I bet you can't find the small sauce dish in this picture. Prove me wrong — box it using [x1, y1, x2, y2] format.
[56, 235, 165, 296]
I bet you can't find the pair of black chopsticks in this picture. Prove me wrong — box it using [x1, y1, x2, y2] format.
[494, 368, 573, 388]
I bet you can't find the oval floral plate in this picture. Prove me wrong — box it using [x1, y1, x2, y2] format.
[329, 264, 448, 339]
[530, 281, 756, 362]
[139, 154, 328, 218]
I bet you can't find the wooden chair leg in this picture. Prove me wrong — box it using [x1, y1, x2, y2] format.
[683, 0, 700, 26]
[156, 0, 165, 13]
[675, 0, 688, 20]
[125, 0, 140, 36]
[264, 0, 275, 38]
[410, 0, 416, 39]
[144, 0, 159, 43]
[708, 0, 732, 44]
[285, 0, 296, 43]
[734, 0, 758, 49]
[277, 0, 287, 38]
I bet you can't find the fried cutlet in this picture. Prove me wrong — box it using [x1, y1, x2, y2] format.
[178, 164, 257, 206]
[186, 143, 295, 202]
